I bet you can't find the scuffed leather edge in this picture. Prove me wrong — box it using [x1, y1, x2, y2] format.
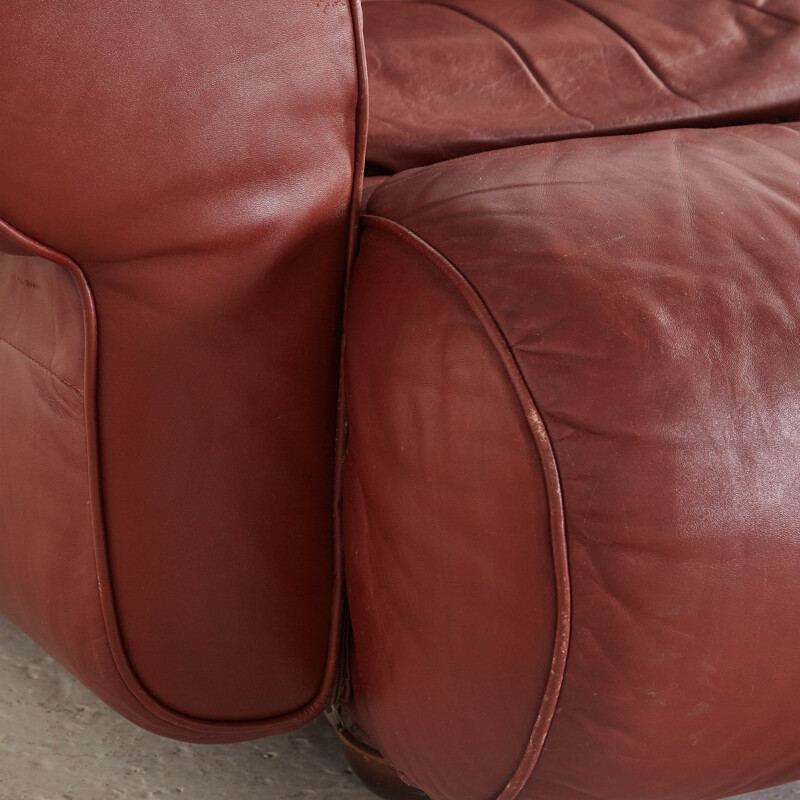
[360, 214, 572, 800]
[0, 0, 369, 743]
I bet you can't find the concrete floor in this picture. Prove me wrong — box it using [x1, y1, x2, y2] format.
[0, 615, 797, 800]
[0, 616, 371, 800]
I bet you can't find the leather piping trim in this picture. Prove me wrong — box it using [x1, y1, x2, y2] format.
[360, 214, 572, 800]
[330, 0, 370, 710]
[0, 0, 369, 739]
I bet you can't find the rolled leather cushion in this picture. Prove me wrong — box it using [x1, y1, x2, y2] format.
[343, 121, 800, 800]
[363, 0, 800, 172]
[0, 1, 365, 741]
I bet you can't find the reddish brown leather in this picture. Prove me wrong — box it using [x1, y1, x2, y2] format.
[344, 122, 800, 800]
[343, 227, 564, 800]
[0, 236, 101, 694]
[339, 728, 431, 800]
[0, 1, 366, 741]
[363, 0, 800, 171]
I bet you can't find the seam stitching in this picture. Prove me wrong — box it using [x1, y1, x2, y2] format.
[0, 333, 84, 394]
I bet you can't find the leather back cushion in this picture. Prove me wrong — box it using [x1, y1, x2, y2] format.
[0, 1, 365, 741]
[364, 0, 800, 171]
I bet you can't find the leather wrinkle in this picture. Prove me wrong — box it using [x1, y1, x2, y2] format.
[727, 0, 800, 26]
[383, 0, 595, 128]
[778, 122, 800, 137]
[552, 0, 701, 106]
[0, 334, 84, 394]
[359, 213, 573, 800]
[362, 0, 800, 172]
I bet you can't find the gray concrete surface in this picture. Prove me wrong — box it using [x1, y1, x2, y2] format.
[0, 616, 371, 800]
[0, 614, 797, 800]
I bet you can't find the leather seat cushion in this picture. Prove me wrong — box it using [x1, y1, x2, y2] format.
[343, 121, 800, 800]
[363, 0, 800, 171]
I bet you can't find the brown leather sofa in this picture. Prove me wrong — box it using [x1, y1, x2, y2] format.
[2, 2, 800, 799]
